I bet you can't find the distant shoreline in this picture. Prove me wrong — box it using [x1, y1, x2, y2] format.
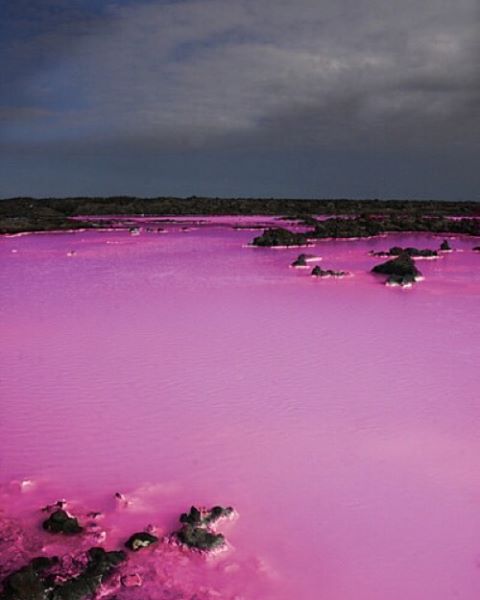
[1, 196, 479, 236]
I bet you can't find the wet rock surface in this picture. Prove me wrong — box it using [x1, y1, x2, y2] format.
[370, 246, 438, 258]
[0, 556, 58, 600]
[174, 505, 234, 551]
[124, 532, 159, 552]
[291, 253, 318, 267]
[311, 265, 347, 278]
[42, 510, 83, 535]
[0, 548, 125, 600]
[440, 239, 452, 251]
[372, 253, 422, 286]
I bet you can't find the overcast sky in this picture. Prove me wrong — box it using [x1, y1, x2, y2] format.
[1, 0, 478, 199]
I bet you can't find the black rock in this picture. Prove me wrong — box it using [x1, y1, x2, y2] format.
[1, 556, 58, 600]
[176, 524, 225, 551]
[179, 506, 202, 526]
[291, 254, 307, 267]
[252, 227, 308, 247]
[371, 246, 437, 258]
[440, 239, 451, 251]
[473, 246, 480, 252]
[204, 505, 234, 525]
[50, 548, 126, 600]
[174, 505, 234, 551]
[125, 532, 159, 552]
[311, 265, 347, 278]
[42, 510, 83, 535]
[179, 505, 233, 527]
[371, 253, 422, 281]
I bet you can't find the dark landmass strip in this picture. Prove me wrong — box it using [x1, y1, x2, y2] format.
[252, 214, 480, 246]
[252, 227, 309, 247]
[0, 196, 479, 235]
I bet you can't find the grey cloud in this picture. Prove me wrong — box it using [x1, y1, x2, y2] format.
[0, 0, 478, 198]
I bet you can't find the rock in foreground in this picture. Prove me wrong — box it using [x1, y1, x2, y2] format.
[125, 532, 159, 552]
[1, 556, 58, 600]
[176, 524, 225, 551]
[0, 548, 125, 600]
[42, 510, 83, 535]
[174, 505, 234, 551]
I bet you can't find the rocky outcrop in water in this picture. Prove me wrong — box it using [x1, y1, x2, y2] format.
[174, 505, 234, 551]
[311, 265, 347, 278]
[474, 246, 480, 252]
[291, 253, 318, 267]
[252, 227, 308, 247]
[0, 548, 125, 600]
[371, 253, 422, 286]
[51, 548, 125, 600]
[180, 505, 233, 527]
[439, 239, 452, 251]
[125, 531, 158, 552]
[0, 556, 58, 600]
[291, 254, 307, 267]
[370, 246, 437, 258]
[42, 510, 83, 535]
[176, 524, 225, 551]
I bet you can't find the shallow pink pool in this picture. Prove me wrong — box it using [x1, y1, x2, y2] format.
[1, 218, 480, 599]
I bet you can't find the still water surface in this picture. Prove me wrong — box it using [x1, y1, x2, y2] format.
[1, 218, 480, 599]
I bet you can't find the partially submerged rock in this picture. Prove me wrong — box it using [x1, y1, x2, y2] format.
[291, 254, 307, 267]
[291, 253, 319, 267]
[370, 246, 437, 258]
[372, 253, 422, 286]
[252, 227, 308, 247]
[439, 239, 452, 251]
[311, 265, 347, 278]
[1, 556, 58, 600]
[179, 505, 233, 527]
[50, 548, 126, 600]
[125, 531, 158, 552]
[42, 510, 83, 535]
[0, 548, 125, 600]
[473, 246, 480, 252]
[176, 524, 225, 552]
[174, 505, 234, 551]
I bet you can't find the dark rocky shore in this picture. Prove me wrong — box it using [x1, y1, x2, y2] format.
[0, 501, 235, 600]
[1, 196, 479, 236]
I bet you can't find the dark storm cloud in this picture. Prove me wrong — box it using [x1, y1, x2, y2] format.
[0, 0, 478, 197]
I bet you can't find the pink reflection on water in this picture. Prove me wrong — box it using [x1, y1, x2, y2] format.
[1, 218, 480, 599]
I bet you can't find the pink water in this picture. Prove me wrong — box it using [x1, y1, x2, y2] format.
[1, 218, 480, 599]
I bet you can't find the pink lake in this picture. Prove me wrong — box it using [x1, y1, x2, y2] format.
[1, 217, 480, 599]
